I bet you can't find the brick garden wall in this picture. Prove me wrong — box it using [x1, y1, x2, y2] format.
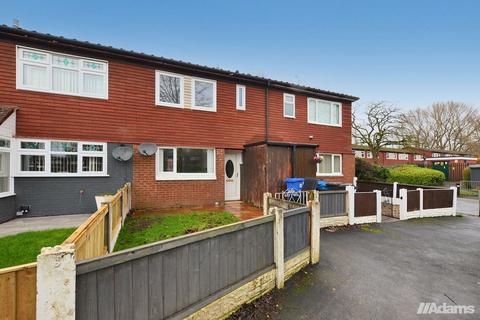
[133, 146, 225, 209]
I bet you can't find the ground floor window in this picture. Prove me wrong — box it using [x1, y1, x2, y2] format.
[316, 153, 342, 176]
[16, 139, 107, 176]
[0, 138, 12, 196]
[156, 147, 216, 180]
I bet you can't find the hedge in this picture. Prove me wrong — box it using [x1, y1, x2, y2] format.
[387, 165, 445, 186]
[355, 158, 390, 182]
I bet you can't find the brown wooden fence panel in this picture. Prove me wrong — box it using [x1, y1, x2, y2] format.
[423, 189, 453, 209]
[354, 192, 377, 217]
[407, 190, 420, 212]
[357, 181, 393, 197]
[0, 263, 37, 320]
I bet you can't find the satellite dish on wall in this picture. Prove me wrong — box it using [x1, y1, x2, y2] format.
[138, 143, 157, 156]
[112, 145, 133, 162]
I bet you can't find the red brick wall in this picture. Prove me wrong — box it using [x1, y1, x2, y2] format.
[133, 146, 225, 208]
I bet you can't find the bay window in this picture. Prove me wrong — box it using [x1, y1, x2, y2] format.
[17, 139, 107, 176]
[17, 46, 108, 99]
[308, 98, 341, 126]
[316, 153, 342, 176]
[156, 147, 216, 180]
[192, 78, 216, 111]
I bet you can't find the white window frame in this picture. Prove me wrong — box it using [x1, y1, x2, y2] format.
[0, 138, 14, 198]
[307, 98, 342, 127]
[316, 153, 342, 177]
[366, 151, 373, 159]
[432, 152, 441, 157]
[192, 77, 217, 112]
[15, 138, 108, 177]
[414, 154, 423, 161]
[355, 150, 365, 158]
[155, 70, 184, 108]
[156, 146, 216, 180]
[16, 46, 108, 99]
[283, 93, 295, 118]
[236, 84, 246, 110]
[398, 153, 409, 161]
[386, 152, 398, 160]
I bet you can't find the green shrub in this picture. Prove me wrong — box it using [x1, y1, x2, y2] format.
[355, 158, 390, 182]
[463, 167, 471, 181]
[387, 165, 445, 186]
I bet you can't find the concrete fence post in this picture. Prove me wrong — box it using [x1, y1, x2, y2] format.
[352, 176, 358, 187]
[263, 192, 272, 216]
[374, 190, 382, 223]
[346, 185, 355, 225]
[36, 244, 76, 320]
[310, 191, 320, 264]
[450, 186, 458, 216]
[273, 207, 285, 289]
[417, 188, 424, 218]
[399, 188, 408, 220]
[393, 182, 398, 200]
[127, 182, 132, 211]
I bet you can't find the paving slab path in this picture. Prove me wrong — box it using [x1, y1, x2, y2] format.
[0, 214, 89, 237]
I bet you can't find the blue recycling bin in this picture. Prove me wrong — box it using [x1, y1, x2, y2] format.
[285, 178, 304, 191]
[317, 180, 328, 191]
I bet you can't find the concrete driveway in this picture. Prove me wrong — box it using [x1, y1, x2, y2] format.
[457, 198, 479, 216]
[274, 216, 480, 319]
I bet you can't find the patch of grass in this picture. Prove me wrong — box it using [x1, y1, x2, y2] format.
[0, 228, 75, 269]
[459, 189, 478, 198]
[359, 224, 383, 234]
[114, 211, 240, 251]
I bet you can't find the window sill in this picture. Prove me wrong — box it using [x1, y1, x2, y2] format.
[308, 121, 342, 128]
[156, 174, 217, 181]
[191, 106, 217, 113]
[17, 87, 108, 100]
[284, 115, 296, 119]
[155, 102, 184, 109]
[0, 192, 15, 199]
[14, 173, 110, 178]
[316, 173, 343, 177]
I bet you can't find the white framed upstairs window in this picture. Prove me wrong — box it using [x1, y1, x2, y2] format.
[17, 46, 108, 99]
[16, 139, 107, 177]
[192, 78, 217, 112]
[283, 93, 295, 118]
[366, 151, 373, 159]
[355, 150, 365, 158]
[156, 147, 216, 180]
[307, 98, 342, 126]
[155, 70, 184, 107]
[236, 84, 246, 110]
[386, 152, 397, 160]
[414, 154, 423, 161]
[432, 152, 441, 157]
[316, 153, 342, 176]
[0, 138, 13, 197]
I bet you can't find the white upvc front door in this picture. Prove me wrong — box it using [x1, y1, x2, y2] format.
[224, 151, 241, 201]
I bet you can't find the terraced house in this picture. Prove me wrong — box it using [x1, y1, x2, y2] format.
[0, 25, 358, 221]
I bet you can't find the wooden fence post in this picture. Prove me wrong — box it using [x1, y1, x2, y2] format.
[374, 190, 382, 223]
[310, 191, 320, 264]
[450, 186, 457, 216]
[346, 185, 355, 225]
[273, 207, 285, 289]
[399, 189, 408, 220]
[103, 201, 114, 253]
[36, 244, 76, 320]
[263, 192, 271, 216]
[417, 188, 424, 218]
[127, 182, 132, 211]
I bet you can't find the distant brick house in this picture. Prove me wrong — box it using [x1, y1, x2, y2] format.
[353, 144, 477, 166]
[0, 25, 358, 221]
